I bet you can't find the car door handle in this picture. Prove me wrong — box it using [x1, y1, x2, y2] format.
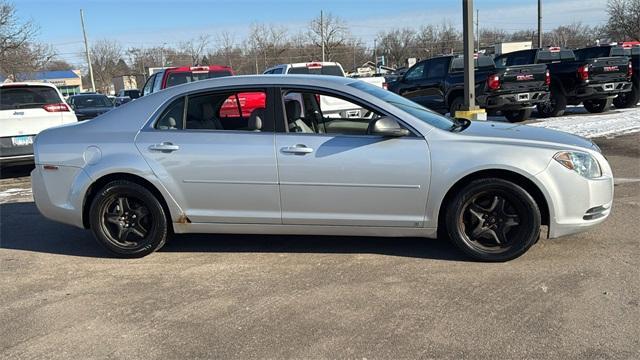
[280, 144, 314, 155]
[148, 142, 180, 152]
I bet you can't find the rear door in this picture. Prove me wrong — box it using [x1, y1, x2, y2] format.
[135, 87, 281, 224]
[399, 58, 449, 112]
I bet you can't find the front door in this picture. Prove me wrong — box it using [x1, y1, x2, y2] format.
[135, 88, 281, 224]
[275, 89, 430, 227]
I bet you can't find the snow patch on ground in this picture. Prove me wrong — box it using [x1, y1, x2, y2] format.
[529, 106, 640, 138]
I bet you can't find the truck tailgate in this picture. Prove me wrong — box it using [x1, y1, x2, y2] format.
[588, 57, 629, 83]
[499, 64, 548, 92]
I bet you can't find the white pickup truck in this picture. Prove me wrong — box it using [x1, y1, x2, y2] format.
[263, 62, 386, 118]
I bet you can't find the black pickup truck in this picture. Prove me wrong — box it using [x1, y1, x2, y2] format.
[495, 48, 633, 117]
[387, 55, 550, 122]
[610, 45, 639, 108]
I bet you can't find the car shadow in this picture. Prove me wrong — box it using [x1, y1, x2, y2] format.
[0, 164, 34, 179]
[0, 202, 467, 261]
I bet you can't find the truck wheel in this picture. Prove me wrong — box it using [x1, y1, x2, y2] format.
[503, 108, 532, 123]
[613, 84, 639, 109]
[449, 96, 465, 117]
[583, 98, 612, 113]
[536, 88, 566, 118]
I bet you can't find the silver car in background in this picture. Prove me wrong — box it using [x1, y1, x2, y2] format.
[31, 76, 613, 261]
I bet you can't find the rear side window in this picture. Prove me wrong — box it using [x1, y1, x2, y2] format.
[425, 58, 449, 78]
[287, 65, 343, 76]
[165, 70, 233, 88]
[0, 86, 61, 110]
[155, 97, 185, 130]
[575, 47, 612, 61]
[537, 49, 575, 63]
[507, 52, 535, 66]
[185, 90, 268, 131]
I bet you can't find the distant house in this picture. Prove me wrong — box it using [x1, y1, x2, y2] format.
[4, 70, 84, 97]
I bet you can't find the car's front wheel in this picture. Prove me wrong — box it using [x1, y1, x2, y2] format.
[89, 180, 168, 258]
[445, 178, 541, 262]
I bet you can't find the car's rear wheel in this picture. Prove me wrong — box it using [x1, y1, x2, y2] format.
[613, 85, 639, 109]
[536, 88, 566, 118]
[503, 108, 532, 122]
[89, 180, 168, 258]
[445, 178, 541, 262]
[583, 98, 612, 113]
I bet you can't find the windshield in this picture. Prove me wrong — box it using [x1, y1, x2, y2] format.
[348, 81, 454, 131]
[73, 95, 112, 108]
[165, 70, 233, 87]
[0, 86, 61, 110]
[287, 65, 344, 76]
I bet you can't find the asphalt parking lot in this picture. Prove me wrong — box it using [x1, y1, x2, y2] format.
[1, 133, 639, 359]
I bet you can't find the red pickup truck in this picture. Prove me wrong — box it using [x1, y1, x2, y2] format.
[141, 65, 265, 118]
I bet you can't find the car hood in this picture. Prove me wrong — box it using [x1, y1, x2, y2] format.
[458, 120, 597, 151]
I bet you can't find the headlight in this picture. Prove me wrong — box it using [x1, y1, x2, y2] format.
[553, 151, 602, 178]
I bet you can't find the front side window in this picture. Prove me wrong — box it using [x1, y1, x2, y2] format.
[404, 62, 425, 81]
[142, 74, 156, 95]
[152, 73, 164, 92]
[281, 89, 390, 136]
[185, 90, 268, 131]
[348, 80, 454, 131]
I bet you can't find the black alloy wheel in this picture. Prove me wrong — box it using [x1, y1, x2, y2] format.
[89, 180, 168, 257]
[536, 87, 566, 118]
[445, 178, 541, 261]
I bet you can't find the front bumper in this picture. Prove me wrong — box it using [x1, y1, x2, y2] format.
[535, 155, 614, 238]
[480, 90, 550, 110]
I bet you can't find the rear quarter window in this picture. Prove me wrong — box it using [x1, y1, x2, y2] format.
[0, 86, 61, 110]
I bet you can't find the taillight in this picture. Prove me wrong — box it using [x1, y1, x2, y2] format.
[577, 64, 589, 81]
[382, 82, 388, 90]
[545, 69, 551, 86]
[628, 61, 633, 79]
[42, 103, 70, 112]
[487, 74, 501, 90]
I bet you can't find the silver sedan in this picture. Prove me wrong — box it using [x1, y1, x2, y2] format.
[31, 76, 613, 261]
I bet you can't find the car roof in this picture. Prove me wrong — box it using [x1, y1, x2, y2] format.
[71, 93, 108, 97]
[0, 82, 58, 88]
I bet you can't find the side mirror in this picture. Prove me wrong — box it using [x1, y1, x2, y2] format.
[368, 116, 410, 137]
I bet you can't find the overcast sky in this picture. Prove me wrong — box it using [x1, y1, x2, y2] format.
[15, 0, 609, 65]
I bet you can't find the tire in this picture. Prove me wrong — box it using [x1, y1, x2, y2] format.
[583, 98, 612, 113]
[613, 84, 639, 109]
[503, 108, 532, 123]
[449, 96, 465, 117]
[536, 87, 567, 118]
[89, 180, 168, 258]
[444, 178, 541, 262]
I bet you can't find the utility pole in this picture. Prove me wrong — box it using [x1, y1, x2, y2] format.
[476, 9, 480, 52]
[320, 10, 325, 62]
[537, 0, 542, 48]
[80, 9, 95, 92]
[373, 39, 377, 74]
[458, 0, 485, 120]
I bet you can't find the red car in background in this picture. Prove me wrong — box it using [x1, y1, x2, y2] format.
[141, 65, 266, 119]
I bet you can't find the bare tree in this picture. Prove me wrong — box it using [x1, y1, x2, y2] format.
[606, 0, 640, 41]
[307, 12, 350, 61]
[248, 23, 289, 70]
[90, 39, 124, 93]
[434, 21, 461, 55]
[216, 30, 236, 67]
[0, 1, 36, 57]
[545, 22, 598, 48]
[376, 28, 417, 67]
[480, 28, 509, 48]
[179, 34, 211, 65]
